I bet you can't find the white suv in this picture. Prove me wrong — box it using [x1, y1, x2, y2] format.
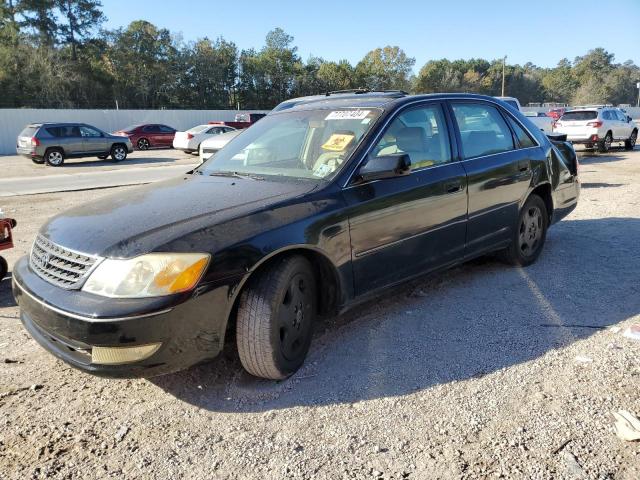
[554, 107, 637, 152]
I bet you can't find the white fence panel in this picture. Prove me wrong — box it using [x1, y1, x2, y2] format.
[0, 109, 268, 156]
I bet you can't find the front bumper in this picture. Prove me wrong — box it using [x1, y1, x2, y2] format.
[12, 256, 241, 378]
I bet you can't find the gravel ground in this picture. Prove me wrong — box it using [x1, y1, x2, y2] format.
[1, 149, 639, 479]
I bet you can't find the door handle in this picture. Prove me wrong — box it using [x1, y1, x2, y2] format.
[445, 182, 462, 193]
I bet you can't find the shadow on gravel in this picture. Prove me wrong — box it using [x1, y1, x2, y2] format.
[152, 217, 640, 413]
[0, 273, 17, 308]
[577, 151, 628, 165]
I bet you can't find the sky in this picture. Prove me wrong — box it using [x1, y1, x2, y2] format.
[101, 0, 640, 70]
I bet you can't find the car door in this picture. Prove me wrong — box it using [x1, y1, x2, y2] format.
[615, 110, 633, 138]
[60, 125, 84, 156]
[158, 125, 176, 146]
[79, 125, 109, 153]
[448, 101, 532, 257]
[344, 102, 468, 295]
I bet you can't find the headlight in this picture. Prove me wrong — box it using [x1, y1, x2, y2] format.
[82, 253, 210, 298]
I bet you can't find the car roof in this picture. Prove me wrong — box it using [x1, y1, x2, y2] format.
[272, 92, 513, 114]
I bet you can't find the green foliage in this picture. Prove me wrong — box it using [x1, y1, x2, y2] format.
[0, 4, 638, 109]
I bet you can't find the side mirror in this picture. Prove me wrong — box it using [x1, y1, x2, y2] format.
[628, 116, 633, 123]
[358, 154, 411, 182]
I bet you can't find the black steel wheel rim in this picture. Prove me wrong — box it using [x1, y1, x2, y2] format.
[277, 272, 313, 362]
[519, 206, 543, 257]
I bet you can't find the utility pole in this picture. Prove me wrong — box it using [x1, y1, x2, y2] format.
[501, 56, 507, 97]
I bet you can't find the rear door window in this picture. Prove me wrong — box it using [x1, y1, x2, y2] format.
[451, 103, 515, 159]
[506, 116, 537, 148]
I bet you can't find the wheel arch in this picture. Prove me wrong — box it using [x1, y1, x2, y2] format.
[224, 245, 344, 336]
[528, 182, 553, 223]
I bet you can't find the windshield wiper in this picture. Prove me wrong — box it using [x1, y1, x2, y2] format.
[208, 171, 264, 180]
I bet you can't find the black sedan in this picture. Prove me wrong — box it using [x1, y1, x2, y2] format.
[12, 92, 580, 380]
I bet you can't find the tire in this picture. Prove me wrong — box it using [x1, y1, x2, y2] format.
[44, 148, 64, 167]
[0, 256, 7, 281]
[137, 138, 150, 150]
[625, 130, 637, 151]
[110, 144, 128, 162]
[597, 131, 612, 153]
[499, 194, 548, 267]
[31, 157, 45, 164]
[236, 256, 317, 380]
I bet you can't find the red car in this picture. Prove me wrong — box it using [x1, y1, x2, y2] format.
[113, 124, 177, 150]
[547, 108, 568, 121]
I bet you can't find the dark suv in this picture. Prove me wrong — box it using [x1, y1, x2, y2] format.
[16, 123, 133, 166]
[13, 92, 580, 380]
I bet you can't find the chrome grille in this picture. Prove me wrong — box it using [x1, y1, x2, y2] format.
[30, 235, 100, 289]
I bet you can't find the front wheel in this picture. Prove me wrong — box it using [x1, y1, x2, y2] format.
[499, 194, 548, 267]
[236, 256, 317, 380]
[625, 130, 637, 151]
[110, 144, 128, 162]
[597, 132, 612, 153]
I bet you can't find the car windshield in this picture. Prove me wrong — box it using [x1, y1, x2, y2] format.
[561, 111, 597, 121]
[187, 125, 210, 134]
[195, 108, 382, 181]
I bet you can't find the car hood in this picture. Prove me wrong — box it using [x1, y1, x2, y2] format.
[40, 174, 318, 258]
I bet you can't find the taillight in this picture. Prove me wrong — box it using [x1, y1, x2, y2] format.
[187, 133, 194, 139]
[31, 137, 40, 147]
[586, 121, 603, 128]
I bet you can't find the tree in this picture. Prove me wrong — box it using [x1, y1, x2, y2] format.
[316, 59, 356, 92]
[541, 58, 578, 103]
[18, 0, 57, 47]
[105, 20, 179, 108]
[55, 0, 105, 60]
[356, 46, 415, 91]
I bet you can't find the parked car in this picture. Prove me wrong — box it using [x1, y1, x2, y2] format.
[173, 124, 236, 154]
[522, 111, 555, 133]
[198, 129, 242, 162]
[113, 124, 177, 150]
[547, 108, 568, 121]
[495, 97, 554, 133]
[12, 92, 579, 380]
[16, 123, 133, 166]
[554, 107, 637, 152]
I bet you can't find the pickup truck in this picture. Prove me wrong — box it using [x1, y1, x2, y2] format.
[495, 97, 555, 134]
[208, 112, 266, 130]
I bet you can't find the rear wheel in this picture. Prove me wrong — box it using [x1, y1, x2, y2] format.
[625, 130, 637, 151]
[499, 194, 548, 267]
[236, 256, 317, 380]
[110, 144, 128, 162]
[44, 148, 64, 167]
[597, 132, 612, 153]
[137, 138, 150, 150]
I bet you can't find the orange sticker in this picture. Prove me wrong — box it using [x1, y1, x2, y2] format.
[322, 134, 355, 151]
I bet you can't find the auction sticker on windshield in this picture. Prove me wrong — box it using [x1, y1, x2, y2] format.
[325, 110, 371, 120]
[321, 133, 355, 151]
